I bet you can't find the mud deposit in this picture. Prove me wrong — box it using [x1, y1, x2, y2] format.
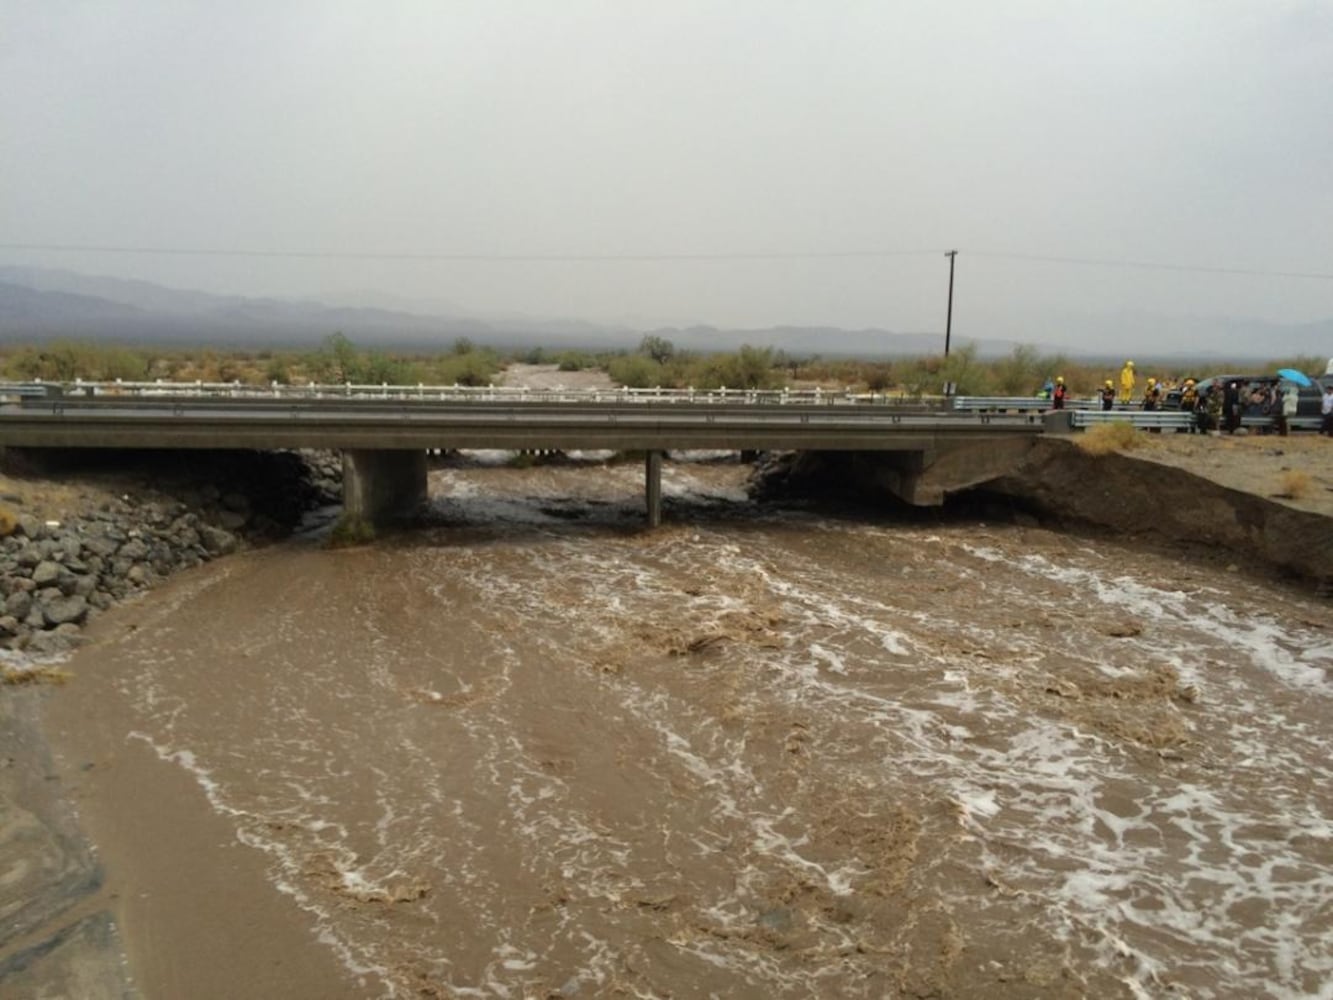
[18, 456, 1333, 998]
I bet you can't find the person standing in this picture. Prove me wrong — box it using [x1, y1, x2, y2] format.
[1322, 383, 1333, 436]
[1100, 380, 1116, 411]
[1119, 360, 1136, 404]
[1204, 384, 1222, 433]
[1142, 378, 1161, 411]
[1277, 385, 1298, 437]
[1224, 381, 1242, 434]
[1051, 376, 1068, 410]
[1180, 379, 1200, 433]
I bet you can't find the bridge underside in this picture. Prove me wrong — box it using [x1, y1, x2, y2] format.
[1, 437, 1040, 530]
[865, 437, 1040, 506]
[333, 438, 1038, 528]
[340, 448, 670, 528]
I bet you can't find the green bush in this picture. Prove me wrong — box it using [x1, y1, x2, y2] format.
[608, 354, 665, 388]
[556, 350, 593, 372]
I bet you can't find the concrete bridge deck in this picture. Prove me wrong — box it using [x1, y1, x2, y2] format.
[0, 395, 1048, 452]
[0, 384, 1070, 527]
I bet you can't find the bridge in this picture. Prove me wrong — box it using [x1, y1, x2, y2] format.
[0, 381, 1119, 527]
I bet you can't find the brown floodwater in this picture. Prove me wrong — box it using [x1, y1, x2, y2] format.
[36, 456, 1333, 999]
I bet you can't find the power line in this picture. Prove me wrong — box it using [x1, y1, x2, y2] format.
[0, 242, 940, 263]
[1, 240, 1330, 280]
[967, 250, 1333, 282]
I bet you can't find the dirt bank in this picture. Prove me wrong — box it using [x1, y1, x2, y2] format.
[983, 436, 1333, 589]
[752, 433, 1333, 590]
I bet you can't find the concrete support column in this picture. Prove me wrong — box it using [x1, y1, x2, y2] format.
[342, 449, 428, 526]
[645, 449, 663, 528]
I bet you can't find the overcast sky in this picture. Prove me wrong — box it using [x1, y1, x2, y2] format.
[2, 1, 1330, 346]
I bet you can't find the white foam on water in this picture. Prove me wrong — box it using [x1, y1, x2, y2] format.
[90, 494, 1332, 998]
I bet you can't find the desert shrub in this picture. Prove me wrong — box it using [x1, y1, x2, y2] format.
[1274, 469, 1312, 499]
[0, 504, 17, 537]
[684, 345, 780, 390]
[357, 351, 410, 385]
[1076, 422, 1143, 455]
[992, 346, 1042, 395]
[0, 341, 149, 382]
[608, 354, 665, 388]
[440, 351, 499, 386]
[555, 350, 595, 372]
[638, 334, 676, 364]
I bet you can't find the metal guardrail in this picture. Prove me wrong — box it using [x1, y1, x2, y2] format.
[0, 383, 59, 399]
[951, 395, 1096, 412]
[0, 379, 942, 408]
[1072, 410, 1194, 429]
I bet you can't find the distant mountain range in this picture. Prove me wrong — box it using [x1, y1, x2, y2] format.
[0, 265, 1329, 362]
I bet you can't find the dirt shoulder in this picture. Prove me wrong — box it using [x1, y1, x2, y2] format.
[1126, 432, 1333, 520]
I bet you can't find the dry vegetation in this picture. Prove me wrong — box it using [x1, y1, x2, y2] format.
[2, 337, 1323, 398]
[1075, 422, 1146, 455]
[1274, 469, 1313, 500]
[1133, 433, 1333, 519]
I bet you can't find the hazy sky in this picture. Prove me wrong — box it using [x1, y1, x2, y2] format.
[3, 1, 1330, 346]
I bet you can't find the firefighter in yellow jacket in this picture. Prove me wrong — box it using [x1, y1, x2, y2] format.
[1118, 360, 1136, 404]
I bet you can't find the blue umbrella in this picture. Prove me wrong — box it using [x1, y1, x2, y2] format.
[1277, 368, 1314, 388]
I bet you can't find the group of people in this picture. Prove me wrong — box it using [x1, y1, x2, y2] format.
[1047, 359, 1333, 438]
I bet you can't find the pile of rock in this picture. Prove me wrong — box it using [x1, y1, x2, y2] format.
[1, 502, 238, 655]
[0, 449, 343, 657]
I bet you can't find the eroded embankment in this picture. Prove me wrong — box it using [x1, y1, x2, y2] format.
[983, 438, 1333, 588]
[754, 439, 1333, 590]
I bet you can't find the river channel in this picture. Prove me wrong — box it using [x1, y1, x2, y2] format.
[37, 455, 1333, 999]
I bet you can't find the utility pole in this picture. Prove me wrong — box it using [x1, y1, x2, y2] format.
[943, 249, 957, 357]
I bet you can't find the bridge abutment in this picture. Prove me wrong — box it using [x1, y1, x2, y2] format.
[877, 438, 1039, 505]
[342, 449, 428, 526]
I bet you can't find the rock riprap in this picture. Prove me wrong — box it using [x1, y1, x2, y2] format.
[0, 503, 237, 655]
[0, 448, 343, 657]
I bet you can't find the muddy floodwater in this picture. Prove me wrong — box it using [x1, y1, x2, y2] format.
[38, 457, 1333, 999]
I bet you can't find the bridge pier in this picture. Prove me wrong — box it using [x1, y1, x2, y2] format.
[645, 450, 663, 528]
[342, 449, 428, 526]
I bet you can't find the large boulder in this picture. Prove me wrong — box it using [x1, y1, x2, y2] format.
[40, 594, 88, 627]
[198, 525, 237, 555]
[16, 514, 44, 540]
[31, 560, 62, 588]
[118, 537, 150, 561]
[3, 590, 32, 620]
[56, 534, 83, 560]
[14, 545, 43, 569]
[82, 535, 119, 559]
